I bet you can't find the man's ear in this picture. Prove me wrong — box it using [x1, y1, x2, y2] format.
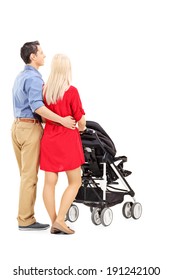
[30, 53, 35, 61]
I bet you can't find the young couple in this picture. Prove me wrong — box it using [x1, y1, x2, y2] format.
[11, 41, 86, 235]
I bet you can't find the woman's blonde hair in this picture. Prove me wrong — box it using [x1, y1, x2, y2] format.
[43, 54, 72, 104]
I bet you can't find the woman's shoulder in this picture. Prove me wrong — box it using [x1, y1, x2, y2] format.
[67, 85, 78, 94]
[65, 85, 79, 99]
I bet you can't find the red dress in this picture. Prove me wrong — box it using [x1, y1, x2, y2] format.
[40, 86, 85, 172]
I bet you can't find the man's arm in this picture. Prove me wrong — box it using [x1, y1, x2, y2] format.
[27, 77, 76, 129]
[35, 106, 76, 129]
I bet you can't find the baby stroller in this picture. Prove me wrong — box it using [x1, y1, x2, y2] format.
[66, 121, 142, 226]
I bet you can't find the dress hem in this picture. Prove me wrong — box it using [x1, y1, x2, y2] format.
[40, 162, 84, 173]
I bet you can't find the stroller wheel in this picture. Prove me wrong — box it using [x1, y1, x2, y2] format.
[91, 208, 101, 225]
[66, 204, 79, 222]
[131, 202, 142, 219]
[100, 208, 113, 226]
[122, 202, 133, 219]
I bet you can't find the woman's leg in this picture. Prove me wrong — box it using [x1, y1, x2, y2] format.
[43, 171, 58, 224]
[55, 167, 82, 230]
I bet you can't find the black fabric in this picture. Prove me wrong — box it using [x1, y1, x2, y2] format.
[75, 187, 126, 207]
[81, 121, 116, 157]
[81, 120, 131, 179]
[76, 186, 103, 202]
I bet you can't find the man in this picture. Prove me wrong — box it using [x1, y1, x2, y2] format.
[11, 41, 76, 231]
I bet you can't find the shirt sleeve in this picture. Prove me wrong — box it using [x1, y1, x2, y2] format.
[70, 88, 85, 122]
[25, 76, 44, 112]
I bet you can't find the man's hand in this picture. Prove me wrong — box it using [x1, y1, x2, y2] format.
[35, 106, 76, 129]
[61, 116, 76, 129]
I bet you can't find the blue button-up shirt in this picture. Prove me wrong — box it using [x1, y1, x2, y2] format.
[12, 65, 44, 120]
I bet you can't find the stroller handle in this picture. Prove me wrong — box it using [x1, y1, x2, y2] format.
[79, 128, 96, 135]
[85, 128, 96, 134]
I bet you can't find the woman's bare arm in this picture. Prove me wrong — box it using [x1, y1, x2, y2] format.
[77, 115, 86, 132]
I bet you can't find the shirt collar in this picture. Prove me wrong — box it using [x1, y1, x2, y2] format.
[24, 65, 41, 76]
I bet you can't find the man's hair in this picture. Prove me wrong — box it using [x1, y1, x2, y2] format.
[20, 41, 40, 64]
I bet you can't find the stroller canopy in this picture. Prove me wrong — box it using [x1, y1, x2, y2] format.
[81, 121, 117, 158]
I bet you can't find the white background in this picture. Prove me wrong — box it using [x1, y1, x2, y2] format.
[0, 0, 172, 279]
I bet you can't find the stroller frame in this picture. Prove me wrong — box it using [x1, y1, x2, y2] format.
[66, 121, 142, 226]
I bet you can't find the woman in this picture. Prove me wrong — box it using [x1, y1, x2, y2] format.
[40, 54, 86, 234]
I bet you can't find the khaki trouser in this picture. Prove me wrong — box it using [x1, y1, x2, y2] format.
[11, 120, 43, 226]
